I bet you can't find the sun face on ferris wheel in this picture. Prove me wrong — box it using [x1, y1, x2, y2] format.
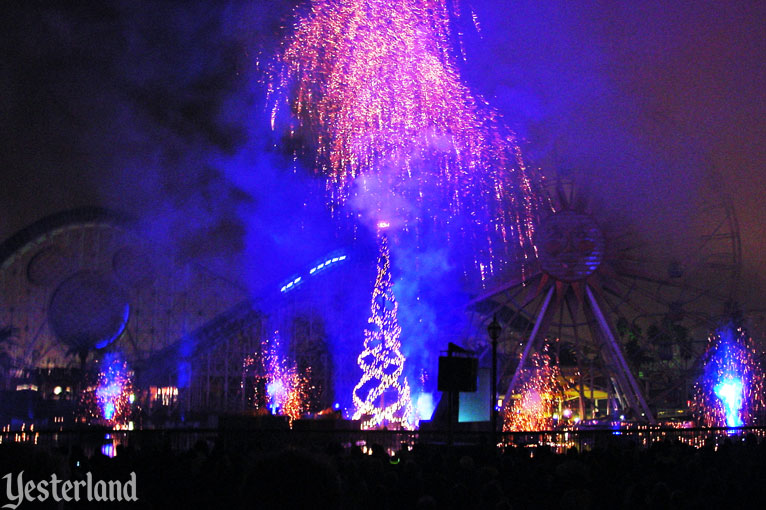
[536, 210, 605, 283]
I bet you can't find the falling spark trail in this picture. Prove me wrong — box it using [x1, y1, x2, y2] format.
[272, 0, 548, 281]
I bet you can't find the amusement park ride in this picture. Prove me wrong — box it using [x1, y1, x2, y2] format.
[0, 208, 350, 427]
[0, 156, 746, 430]
[468, 167, 742, 425]
[503, 206, 654, 422]
[0, 155, 746, 432]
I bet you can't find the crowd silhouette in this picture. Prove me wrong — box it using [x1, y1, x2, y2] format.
[1, 432, 764, 509]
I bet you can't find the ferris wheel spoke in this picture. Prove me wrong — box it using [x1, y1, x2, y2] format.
[600, 284, 664, 325]
[611, 269, 730, 306]
[563, 296, 584, 348]
[675, 222, 737, 270]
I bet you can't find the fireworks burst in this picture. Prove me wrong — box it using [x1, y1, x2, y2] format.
[80, 353, 134, 428]
[692, 325, 765, 428]
[272, 0, 547, 280]
[503, 346, 566, 432]
[243, 331, 310, 424]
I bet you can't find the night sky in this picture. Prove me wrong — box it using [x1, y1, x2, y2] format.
[2, 1, 764, 316]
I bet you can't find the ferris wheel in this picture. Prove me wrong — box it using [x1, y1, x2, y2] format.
[466, 164, 742, 422]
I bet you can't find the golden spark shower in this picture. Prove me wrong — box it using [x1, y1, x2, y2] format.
[271, 0, 548, 281]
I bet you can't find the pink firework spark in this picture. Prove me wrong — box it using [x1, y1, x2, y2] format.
[272, 0, 547, 281]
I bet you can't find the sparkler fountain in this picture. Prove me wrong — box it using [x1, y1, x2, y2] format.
[79, 353, 134, 428]
[264, 331, 310, 423]
[503, 345, 566, 432]
[693, 325, 765, 429]
[243, 331, 310, 424]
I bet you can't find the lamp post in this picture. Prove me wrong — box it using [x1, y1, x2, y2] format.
[487, 315, 502, 446]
